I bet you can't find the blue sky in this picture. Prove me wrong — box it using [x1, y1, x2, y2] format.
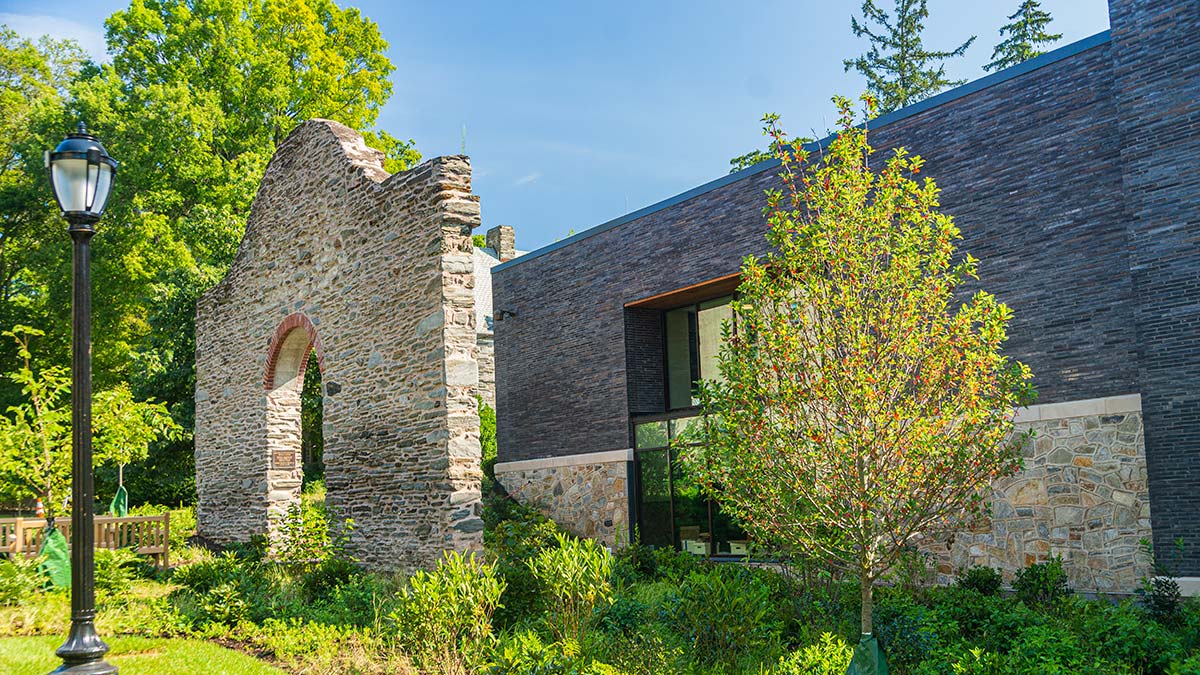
[1, 0, 1110, 251]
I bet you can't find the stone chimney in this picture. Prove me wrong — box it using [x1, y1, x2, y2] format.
[485, 225, 516, 262]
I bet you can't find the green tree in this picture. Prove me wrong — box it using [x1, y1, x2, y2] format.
[730, 137, 813, 174]
[0, 0, 421, 504]
[687, 98, 1034, 642]
[729, 148, 774, 174]
[843, 0, 976, 113]
[984, 1, 1062, 72]
[0, 327, 179, 516]
[0, 30, 88, 405]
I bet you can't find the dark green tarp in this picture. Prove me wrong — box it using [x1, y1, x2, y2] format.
[846, 635, 889, 675]
[38, 526, 70, 590]
[109, 484, 128, 517]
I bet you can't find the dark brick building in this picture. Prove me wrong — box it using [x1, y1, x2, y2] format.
[491, 0, 1199, 591]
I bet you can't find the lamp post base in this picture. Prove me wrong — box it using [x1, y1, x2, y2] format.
[50, 620, 117, 675]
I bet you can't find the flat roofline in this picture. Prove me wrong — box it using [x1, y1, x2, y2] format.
[493, 29, 1112, 275]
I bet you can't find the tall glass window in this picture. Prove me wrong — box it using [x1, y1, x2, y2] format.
[665, 295, 733, 410]
[633, 415, 748, 557]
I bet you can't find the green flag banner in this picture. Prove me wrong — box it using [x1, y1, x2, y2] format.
[38, 526, 70, 590]
[109, 484, 128, 517]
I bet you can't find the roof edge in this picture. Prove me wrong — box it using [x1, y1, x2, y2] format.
[494, 29, 1112, 275]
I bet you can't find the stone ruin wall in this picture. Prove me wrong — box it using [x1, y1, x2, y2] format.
[194, 119, 484, 571]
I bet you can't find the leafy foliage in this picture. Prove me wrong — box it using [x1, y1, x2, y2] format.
[1139, 537, 1187, 625]
[486, 507, 564, 625]
[390, 550, 506, 673]
[689, 97, 1034, 636]
[0, 327, 179, 515]
[274, 499, 353, 575]
[300, 351, 323, 485]
[956, 565, 1003, 597]
[984, 0, 1062, 73]
[668, 564, 782, 668]
[1012, 555, 1070, 607]
[94, 547, 149, 594]
[0, 555, 44, 605]
[527, 532, 615, 643]
[775, 632, 853, 675]
[843, 0, 976, 113]
[0, 0, 421, 506]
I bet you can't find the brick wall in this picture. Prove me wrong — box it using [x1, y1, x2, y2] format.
[624, 308, 664, 415]
[1109, 0, 1200, 574]
[494, 38, 1133, 463]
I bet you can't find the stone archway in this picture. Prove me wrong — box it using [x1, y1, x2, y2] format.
[194, 120, 485, 571]
[262, 312, 324, 532]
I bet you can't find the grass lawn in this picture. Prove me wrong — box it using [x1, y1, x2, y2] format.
[0, 635, 285, 675]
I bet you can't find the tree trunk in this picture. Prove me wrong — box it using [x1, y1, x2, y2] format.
[860, 573, 873, 637]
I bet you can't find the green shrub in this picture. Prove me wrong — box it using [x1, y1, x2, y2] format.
[224, 534, 270, 562]
[1081, 600, 1183, 672]
[128, 504, 196, 553]
[956, 566, 1003, 596]
[199, 581, 249, 626]
[391, 550, 505, 672]
[1012, 555, 1071, 607]
[171, 551, 245, 593]
[250, 617, 410, 673]
[487, 508, 563, 625]
[528, 532, 614, 642]
[650, 546, 702, 583]
[1003, 623, 1113, 672]
[169, 550, 277, 627]
[584, 622, 688, 675]
[875, 597, 945, 669]
[670, 564, 781, 668]
[1169, 654, 1200, 675]
[923, 586, 1004, 644]
[975, 598, 1046, 654]
[1139, 537, 1187, 626]
[94, 547, 146, 593]
[302, 572, 397, 628]
[612, 539, 657, 586]
[775, 633, 853, 675]
[0, 556, 43, 605]
[485, 630, 583, 675]
[275, 500, 354, 575]
[301, 556, 360, 601]
[595, 594, 646, 635]
[1141, 576, 1184, 624]
[915, 647, 1004, 675]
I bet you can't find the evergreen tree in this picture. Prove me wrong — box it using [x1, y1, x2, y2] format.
[843, 0, 976, 114]
[984, 0, 1062, 72]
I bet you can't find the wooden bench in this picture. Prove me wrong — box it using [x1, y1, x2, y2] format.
[0, 514, 170, 569]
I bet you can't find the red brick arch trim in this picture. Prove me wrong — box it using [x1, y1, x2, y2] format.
[263, 312, 326, 390]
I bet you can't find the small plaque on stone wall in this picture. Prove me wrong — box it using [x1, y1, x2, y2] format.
[272, 450, 296, 469]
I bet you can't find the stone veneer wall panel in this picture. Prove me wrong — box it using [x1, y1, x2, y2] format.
[494, 452, 631, 547]
[919, 397, 1152, 592]
[195, 119, 484, 572]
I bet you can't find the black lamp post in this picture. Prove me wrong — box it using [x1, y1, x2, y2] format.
[44, 123, 118, 675]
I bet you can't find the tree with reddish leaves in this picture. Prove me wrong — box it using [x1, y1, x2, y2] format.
[686, 96, 1035, 659]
